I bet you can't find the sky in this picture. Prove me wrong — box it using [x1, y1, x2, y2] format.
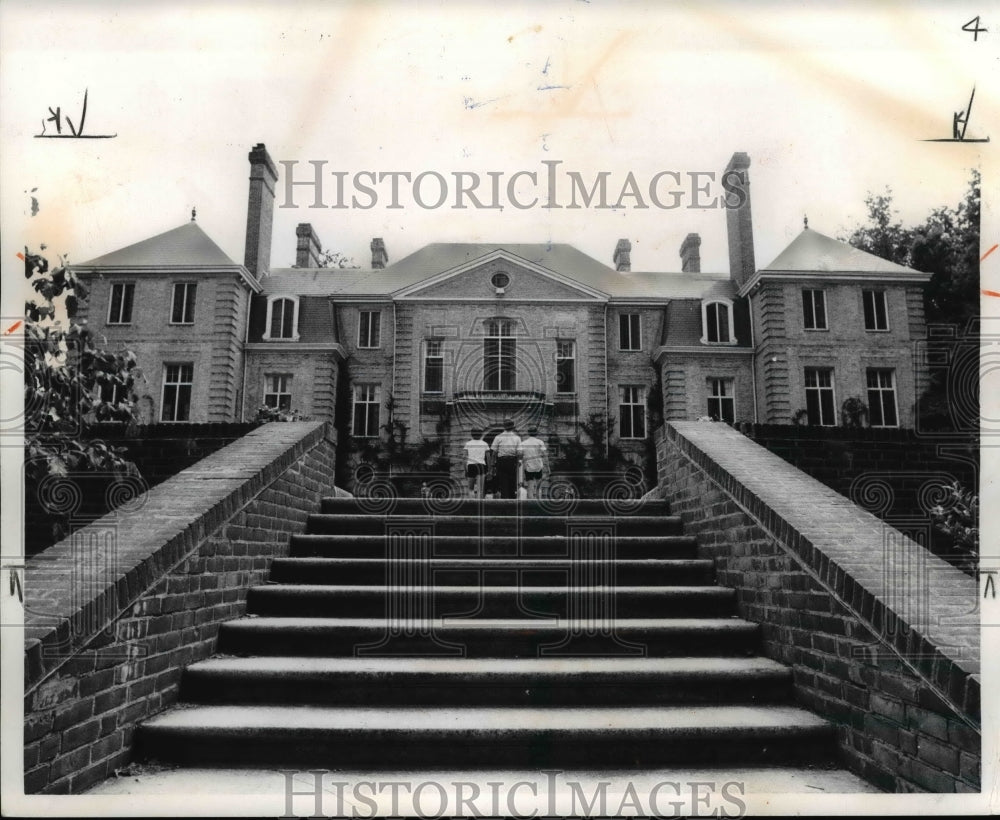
[0, 0, 993, 282]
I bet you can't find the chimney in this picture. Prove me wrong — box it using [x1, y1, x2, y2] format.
[244, 143, 278, 277]
[371, 238, 388, 269]
[613, 238, 631, 272]
[679, 233, 701, 273]
[295, 223, 323, 268]
[724, 152, 755, 289]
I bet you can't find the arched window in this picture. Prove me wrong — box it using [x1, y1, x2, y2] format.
[701, 299, 734, 344]
[264, 295, 299, 341]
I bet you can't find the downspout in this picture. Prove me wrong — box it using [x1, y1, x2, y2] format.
[391, 300, 397, 419]
[747, 291, 759, 424]
[603, 303, 610, 458]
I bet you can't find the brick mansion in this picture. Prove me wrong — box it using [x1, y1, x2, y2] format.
[72, 144, 933, 481]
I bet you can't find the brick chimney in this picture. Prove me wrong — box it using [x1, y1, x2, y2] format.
[244, 143, 278, 278]
[371, 238, 388, 269]
[613, 238, 631, 272]
[679, 233, 701, 273]
[724, 152, 755, 289]
[295, 223, 323, 268]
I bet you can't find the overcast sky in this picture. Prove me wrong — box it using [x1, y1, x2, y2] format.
[1, 0, 992, 280]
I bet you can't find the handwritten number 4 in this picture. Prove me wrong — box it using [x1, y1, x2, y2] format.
[962, 16, 986, 41]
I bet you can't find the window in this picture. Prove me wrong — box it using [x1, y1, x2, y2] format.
[804, 367, 836, 426]
[423, 340, 444, 393]
[99, 380, 125, 406]
[619, 385, 646, 439]
[555, 340, 576, 394]
[867, 369, 899, 428]
[267, 296, 298, 340]
[358, 310, 381, 348]
[161, 364, 193, 422]
[170, 283, 196, 324]
[352, 384, 381, 437]
[802, 289, 827, 330]
[107, 283, 135, 325]
[702, 301, 732, 343]
[707, 378, 735, 424]
[264, 374, 292, 410]
[483, 319, 516, 391]
[491, 271, 510, 290]
[863, 290, 888, 331]
[619, 314, 641, 350]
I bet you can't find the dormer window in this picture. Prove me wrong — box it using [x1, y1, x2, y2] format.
[701, 299, 734, 344]
[265, 295, 299, 341]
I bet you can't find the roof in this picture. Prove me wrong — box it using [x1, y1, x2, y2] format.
[262, 268, 375, 296]
[76, 222, 240, 268]
[615, 273, 735, 300]
[266, 243, 737, 300]
[761, 227, 922, 275]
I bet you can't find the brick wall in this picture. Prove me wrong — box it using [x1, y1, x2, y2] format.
[22, 421, 340, 794]
[745, 424, 978, 566]
[656, 422, 980, 793]
[76, 270, 254, 424]
[750, 280, 926, 427]
[24, 423, 260, 556]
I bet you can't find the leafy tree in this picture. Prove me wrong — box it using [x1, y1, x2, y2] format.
[842, 169, 980, 329]
[549, 413, 645, 497]
[23, 246, 140, 485]
[841, 170, 980, 430]
[318, 249, 360, 269]
[842, 172, 979, 558]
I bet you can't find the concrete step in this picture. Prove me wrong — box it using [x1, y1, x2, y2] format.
[305, 514, 682, 537]
[181, 656, 794, 706]
[85, 765, 881, 797]
[320, 498, 671, 517]
[268, 557, 716, 586]
[245, 585, 737, 618]
[289, 534, 698, 559]
[217, 617, 760, 657]
[137, 704, 836, 768]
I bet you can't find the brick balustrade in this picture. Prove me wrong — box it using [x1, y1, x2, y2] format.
[656, 421, 980, 792]
[22, 421, 341, 794]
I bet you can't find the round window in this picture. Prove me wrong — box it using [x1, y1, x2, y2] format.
[491, 272, 510, 289]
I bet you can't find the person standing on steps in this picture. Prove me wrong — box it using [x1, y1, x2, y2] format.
[491, 419, 522, 499]
[519, 427, 548, 500]
[462, 428, 490, 499]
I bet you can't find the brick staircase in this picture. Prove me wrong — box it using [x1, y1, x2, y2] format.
[135, 497, 844, 771]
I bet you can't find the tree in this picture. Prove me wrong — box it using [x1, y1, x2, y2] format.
[842, 172, 980, 558]
[842, 169, 980, 329]
[317, 249, 360, 269]
[841, 170, 980, 431]
[23, 246, 140, 485]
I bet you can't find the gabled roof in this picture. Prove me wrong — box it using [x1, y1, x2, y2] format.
[760, 227, 922, 275]
[338, 243, 622, 296]
[265, 242, 736, 301]
[76, 222, 240, 268]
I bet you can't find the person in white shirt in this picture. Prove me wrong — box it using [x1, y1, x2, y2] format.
[463, 428, 490, 499]
[518, 427, 548, 499]
[490, 419, 522, 499]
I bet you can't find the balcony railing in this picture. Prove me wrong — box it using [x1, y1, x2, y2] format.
[451, 390, 548, 405]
